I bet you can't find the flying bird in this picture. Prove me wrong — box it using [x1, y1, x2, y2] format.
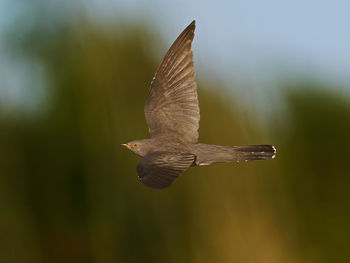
[122, 20, 276, 189]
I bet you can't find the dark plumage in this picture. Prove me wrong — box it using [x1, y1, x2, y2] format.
[122, 21, 276, 189]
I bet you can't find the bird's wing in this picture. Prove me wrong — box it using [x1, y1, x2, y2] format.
[144, 21, 200, 143]
[137, 151, 195, 189]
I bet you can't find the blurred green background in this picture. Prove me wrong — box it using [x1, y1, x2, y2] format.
[1, 1, 350, 262]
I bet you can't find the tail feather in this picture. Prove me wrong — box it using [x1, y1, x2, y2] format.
[233, 145, 276, 161]
[195, 144, 276, 165]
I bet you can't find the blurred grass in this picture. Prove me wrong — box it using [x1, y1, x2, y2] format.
[0, 13, 350, 263]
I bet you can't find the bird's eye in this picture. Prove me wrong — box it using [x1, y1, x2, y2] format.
[132, 143, 138, 148]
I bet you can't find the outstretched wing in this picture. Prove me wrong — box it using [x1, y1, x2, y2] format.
[144, 21, 200, 143]
[137, 152, 195, 189]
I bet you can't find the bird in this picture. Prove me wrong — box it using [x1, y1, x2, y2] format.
[121, 20, 276, 189]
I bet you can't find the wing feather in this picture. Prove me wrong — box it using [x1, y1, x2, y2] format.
[144, 21, 200, 143]
[137, 152, 195, 189]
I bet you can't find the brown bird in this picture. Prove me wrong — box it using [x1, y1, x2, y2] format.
[122, 20, 276, 189]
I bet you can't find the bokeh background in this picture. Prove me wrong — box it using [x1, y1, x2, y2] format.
[1, 1, 350, 262]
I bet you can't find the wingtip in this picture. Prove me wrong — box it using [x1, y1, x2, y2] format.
[187, 20, 196, 31]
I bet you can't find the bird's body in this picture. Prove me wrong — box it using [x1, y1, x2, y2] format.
[128, 139, 275, 166]
[122, 21, 276, 189]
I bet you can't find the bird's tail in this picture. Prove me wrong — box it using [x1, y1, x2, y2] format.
[231, 145, 276, 161]
[195, 144, 276, 165]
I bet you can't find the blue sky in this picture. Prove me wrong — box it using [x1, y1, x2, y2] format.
[83, 0, 350, 85]
[2, 0, 350, 79]
[1, 0, 350, 111]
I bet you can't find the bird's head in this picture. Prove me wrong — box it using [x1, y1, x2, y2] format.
[121, 140, 150, 157]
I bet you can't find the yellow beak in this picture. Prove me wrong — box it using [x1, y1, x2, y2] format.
[121, 143, 130, 149]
